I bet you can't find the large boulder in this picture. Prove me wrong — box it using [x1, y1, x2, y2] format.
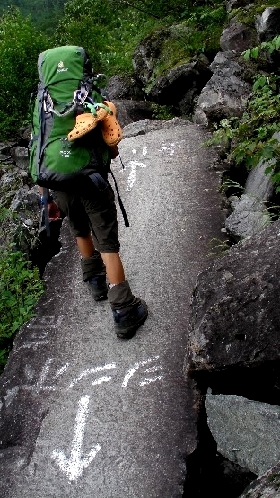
[133, 26, 173, 86]
[132, 24, 213, 116]
[106, 75, 145, 101]
[206, 393, 280, 476]
[239, 462, 280, 498]
[193, 51, 251, 126]
[225, 160, 274, 241]
[113, 100, 154, 128]
[185, 218, 280, 374]
[148, 56, 212, 116]
[224, 193, 270, 242]
[220, 20, 258, 52]
[256, 7, 280, 42]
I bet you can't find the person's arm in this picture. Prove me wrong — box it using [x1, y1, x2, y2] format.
[39, 187, 61, 220]
[110, 145, 119, 159]
[39, 186, 53, 202]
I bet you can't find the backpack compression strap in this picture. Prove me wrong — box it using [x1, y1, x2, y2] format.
[35, 87, 48, 179]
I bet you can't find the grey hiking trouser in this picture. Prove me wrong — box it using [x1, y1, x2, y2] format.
[81, 250, 106, 281]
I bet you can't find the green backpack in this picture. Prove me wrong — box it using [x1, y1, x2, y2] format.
[29, 45, 111, 192]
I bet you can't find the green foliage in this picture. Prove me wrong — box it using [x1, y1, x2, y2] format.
[0, 246, 44, 373]
[54, 0, 158, 75]
[112, 0, 225, 24]
[0, 7, 49, 138]
[229, 0, 280, 26]
[54, 0, 226, 76]
[207, 73, 280, 191]
[219, 179, 244, 196]
[177, 2, 226, 55]
[207, 237, 232, 257]
[0, 0, 66, 33]
[151, 103, 175, 120]
[243, 35, 280, 60]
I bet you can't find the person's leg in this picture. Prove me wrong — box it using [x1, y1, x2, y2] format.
[76, 234, 95, 258]
[76, 234, 108, 300]
[99, 252, 147, 339]
[80, 184, 148, 337]
[100, 252, 125, 284]
[54, 191, 107, 300]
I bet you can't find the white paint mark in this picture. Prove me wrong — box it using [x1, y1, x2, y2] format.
[16, 341, 49, 351]
[67, 363, 116, 389]
[139, 376, 163, 386]
[144, 366, 162, 373]
[122, 356, 161, 388]
[158, 142, 176, 156]
[92, 376, 112, 386]
[27, 315, 63, 329]
[52, 395, 101, 481]
[126, 161, 146, 191]
[143, 146, 147, 156]
[36, 358, 55, 392]
[4, 387, 19, 407]
[54, 363, 69, 379]
[132, 148, 137, 154]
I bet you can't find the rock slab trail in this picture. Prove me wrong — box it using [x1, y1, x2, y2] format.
[0, 120, 224, 498]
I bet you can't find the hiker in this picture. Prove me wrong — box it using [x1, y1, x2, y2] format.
[31, 46, 148, 339]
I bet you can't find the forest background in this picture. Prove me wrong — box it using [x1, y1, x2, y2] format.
[0, 0, 229, 139]
[0, 0, 279, 372]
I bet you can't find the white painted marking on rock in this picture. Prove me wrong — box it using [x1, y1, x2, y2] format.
[36, 358, 54, 392]
[122, 356, 160, 387]
[139, 375, 163, 386]
[158, 142, 177, 155]
[143, 146, 147, 156]
[67, 363, 116, 389]
[92, 376, 112, 386]
[52, 395, 101, 482]
[126, 161, 147, 191]
[16, 340, 49, 351]
[54, 363, 69, 379]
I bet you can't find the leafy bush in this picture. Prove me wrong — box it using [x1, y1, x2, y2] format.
[0, 0, 65, 32]
[243, 35, 280, 61]
[0, 248, 44, 373]
[151, 103, 175, 120]
[207, 36, 280, 192]
[54, 0, 226, 77]
[175, 2, 226, 57]
[54, 0, 158, 75]
[0, 7, 49, 138]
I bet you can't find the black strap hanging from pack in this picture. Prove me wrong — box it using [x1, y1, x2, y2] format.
[89, 170, 129, 228]
[41, 187, 51, 237]
[109, 169, 129, 228]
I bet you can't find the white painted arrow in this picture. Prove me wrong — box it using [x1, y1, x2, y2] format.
[126, 160, 147, 191]
[52, 395, 101, 481]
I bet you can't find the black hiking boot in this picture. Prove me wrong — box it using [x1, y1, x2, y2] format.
[112, 298, 148, 339]
[88, 275, 108, 301]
